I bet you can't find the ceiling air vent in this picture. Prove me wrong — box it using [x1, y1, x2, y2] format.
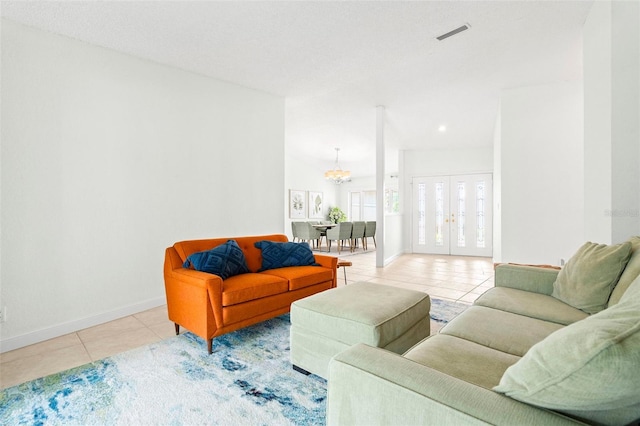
[436, 24, 470, 41]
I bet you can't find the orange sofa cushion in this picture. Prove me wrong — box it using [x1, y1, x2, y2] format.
[222, 273, 288, 306]
[261, 266, 334, 291]
[222, 281, 334, 325]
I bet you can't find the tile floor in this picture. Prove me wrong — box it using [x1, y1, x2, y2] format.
[0, 251, 494, 390]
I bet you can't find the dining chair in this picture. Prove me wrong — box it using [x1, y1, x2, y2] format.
[350, 221, 366, 252]
[326, 222, 353, 254]
[297, 222, 322, 249]
[291, 221, 301, 242]
[364, 221, 377, 250]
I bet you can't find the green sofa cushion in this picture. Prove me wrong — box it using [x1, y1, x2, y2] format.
[404, 334, 521, 390]
[551, 241, 632, 314]
[609, 236, 640, 306]
[620, 274, 640, 303]
[440, 306, 563, 357]
[494, 284, 640, 426]
[474, 287, 588, 326]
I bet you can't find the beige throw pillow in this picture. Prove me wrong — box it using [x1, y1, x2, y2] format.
[493, 287, 640, 426]
[551, 241, 632, 314]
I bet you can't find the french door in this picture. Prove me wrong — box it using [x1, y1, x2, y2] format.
[412, 174, 492, 257]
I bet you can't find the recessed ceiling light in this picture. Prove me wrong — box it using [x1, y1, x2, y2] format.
[438, 125, 447, 132]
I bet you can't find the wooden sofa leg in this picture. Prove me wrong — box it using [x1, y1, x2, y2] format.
[208, 339, 213, 354]
[174, 323, 180, 335]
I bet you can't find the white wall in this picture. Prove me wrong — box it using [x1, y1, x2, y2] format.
[384, 214, 403, 263]
[0, 20, 285, 351]
[403, 147, 493, 177]
[498, 81, 584, 264]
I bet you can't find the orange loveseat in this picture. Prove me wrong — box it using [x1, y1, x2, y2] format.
[164, 234, 338, 353]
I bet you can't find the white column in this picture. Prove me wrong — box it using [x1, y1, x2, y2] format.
[611, 0, 640, 241]
[584, 0, 640, 243]
[376, 106, 385, 267]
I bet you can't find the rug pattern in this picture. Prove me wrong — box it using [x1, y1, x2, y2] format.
[429, 297, 469, 323]
[1, 299, 468, 425]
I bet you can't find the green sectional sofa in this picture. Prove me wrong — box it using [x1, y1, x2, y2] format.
[327, 237, 640, 425]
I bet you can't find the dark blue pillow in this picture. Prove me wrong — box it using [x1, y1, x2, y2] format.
[183, 240, 250, 279]
[254, 241, 319, 271]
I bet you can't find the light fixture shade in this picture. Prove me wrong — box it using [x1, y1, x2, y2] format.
[325, 148, 351, 184]
[324, 168, 351, 183]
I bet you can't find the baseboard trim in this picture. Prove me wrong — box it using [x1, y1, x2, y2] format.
[383, 251, 404, 266]
[0, 297, 166, 353]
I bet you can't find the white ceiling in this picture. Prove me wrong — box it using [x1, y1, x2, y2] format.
[1, 1, 593, 176]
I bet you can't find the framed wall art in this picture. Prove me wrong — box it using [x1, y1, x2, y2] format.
[289, 190, 306, 219]
[308, 191, 324, 219]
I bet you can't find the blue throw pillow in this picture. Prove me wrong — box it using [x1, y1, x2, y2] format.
[254, 241, 319, 271]
[183, 240, 250, 279]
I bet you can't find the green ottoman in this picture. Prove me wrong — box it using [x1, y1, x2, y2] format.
[290, 282, 431, 379]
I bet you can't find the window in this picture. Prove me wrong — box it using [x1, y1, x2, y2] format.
[350, 192, 361, 221]
[363, 191, 376, 220]
[349, 190, 377, 221]
[385, 188, 400, 214]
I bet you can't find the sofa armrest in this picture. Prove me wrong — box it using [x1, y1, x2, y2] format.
[168, 267, 223, 288]
[494, 264, 560, 295]
[313, 254, 338, 287]
[327, 344, 584, 426]
[164, 247, 225, 338]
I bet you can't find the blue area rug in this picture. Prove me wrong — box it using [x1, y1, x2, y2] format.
[0, 298, 468, 425]
[429, 297, 470, 324]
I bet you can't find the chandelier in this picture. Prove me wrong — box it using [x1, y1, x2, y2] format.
[325, 147, 351, 184]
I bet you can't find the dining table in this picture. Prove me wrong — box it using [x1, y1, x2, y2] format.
[311, 223, 336, 252]
[311, 223, 337, 230]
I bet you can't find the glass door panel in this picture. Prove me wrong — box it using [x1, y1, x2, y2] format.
[413, 174, 492, 257]
[412, 176, 450, 254]
[450, 174, 492, 256]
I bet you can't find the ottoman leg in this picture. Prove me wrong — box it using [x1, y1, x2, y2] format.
[293, 365, 312, 376]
